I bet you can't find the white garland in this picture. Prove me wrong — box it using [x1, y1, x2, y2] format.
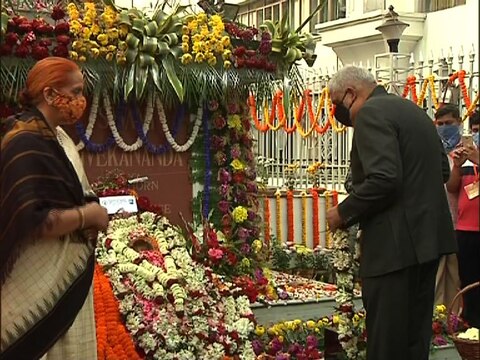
[104, 90, 154, 152]
[75, 90, 100, 151]
[157, 96, 202, 152]
[332, 229, 365, 360]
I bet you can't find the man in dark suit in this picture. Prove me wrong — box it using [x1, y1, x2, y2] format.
[326, 66, 457, 360]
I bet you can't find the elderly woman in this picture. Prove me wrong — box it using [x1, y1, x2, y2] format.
[0, 57, 109, 359]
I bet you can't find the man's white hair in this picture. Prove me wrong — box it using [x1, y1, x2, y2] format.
[328, 66, 376, 94]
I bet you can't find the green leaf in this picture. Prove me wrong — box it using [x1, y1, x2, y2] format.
[262, 20, 276, 36]
[150, 62, 162, 92]
[157, 41, 170, 55]
[1, 12, 8, 35]
[135, 65, 148, 100]
[162, 55, 184, 102]
[169, 46, 183, 59]
[283, 75, 291, 119]
[144, 21, 158, 36]
[124, 65, 136, 100]
[132, 19, 146, 33]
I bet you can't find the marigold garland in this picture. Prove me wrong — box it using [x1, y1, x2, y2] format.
[286, 190, 294, 245]
[275, 189, 282, 245]
[402, 75, 418, 103]
[301, 191, 307, 247]
[94, 264, 142, 360]
[263, 196, 271, 251]
[310, 188, 320, 248]
[463, 92, 480, 121]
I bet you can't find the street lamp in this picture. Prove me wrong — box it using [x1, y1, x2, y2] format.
[375, 5, 409, 53]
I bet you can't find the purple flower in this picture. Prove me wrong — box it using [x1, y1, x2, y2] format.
[251, 339, 264, 355]
[218, 168, 232, 184]
[275, 353, 290, 360]
[208, 100, 219, 111]
[245, 149, 254, 161]
[278, 290, 288, 300]
[432, 335, 448, 346]
[230, 146, 241, 159]
[240, 242, 251, 254]
[247, 182, 258, 192]
[248, 210, 257, 221]
[211, 135, 226, 150]
[306, 335, 318, 348]
[228, 102, 240, 114]
[288, 343, 303, 355]
[218, 200, 230, 213]
[237, 227, 249, 240]
[270, 337, 283, 353]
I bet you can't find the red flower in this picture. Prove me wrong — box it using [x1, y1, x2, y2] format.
[233, 172, 244, 183]
[31, 45, 50, 60]
[137, 196, 151, 210]
[14, 45, 30, 58]
[51, 5, 66, 21]
[233, 46, 246, 57]
[432, 321, 443, 335]
[39, 39, 52, 47]
[56, 34, 70, 45]
[18, 22, 32, 34]
[52, 45, 69, 57]
[227, 251, 237, 265]
[5, 32, 19, 46]
[36, 24, 54, 35]
[54, 22, 70, 34]
[12, 16, 28, 26]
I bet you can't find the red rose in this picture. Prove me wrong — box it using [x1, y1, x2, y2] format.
[18, 22, 32, 34]
[227, 251, 237, 265]
[233, 172, 244, 183]
[31, 18, 45, 30]
[233, 46, 246, 57]
[39, 39, 52, 47]
[51, 5, 66, 21]
[245, 49, 256, 57]
[13, 16, 28, 26]
[52, 45, 68, 57]
[432, 321, 443, 335]
[36, 24, 54, 35]
[31, 45, 50, 60]
[54, 22, 70, 34]
[5, 32, 20, 46]
[14, 45, 30, 58]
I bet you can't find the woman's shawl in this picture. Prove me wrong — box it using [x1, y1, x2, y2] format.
[0, 109, 94, 359]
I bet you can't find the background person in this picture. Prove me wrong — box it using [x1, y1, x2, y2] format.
[0, 57, 109, 359]
[326, 66, 457, 360]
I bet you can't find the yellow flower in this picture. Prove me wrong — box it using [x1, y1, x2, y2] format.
[232, 206, 248, 223]
[278, 335, 284, 343]
[333, 315, 340, 325]
[230, 159, 245, 171]
[70, 20, 82, 34]
[435, 304, 446, 313]
[197, 12, 207, 23]
[181, 53, 193, 65]
[252, 239, 262, 253]
[227, 114, 242, 130]
[118, 41, 127, 51]
[89, 47, 100, 58]
[207, 56, 217, 66]
[99, 46, 108, 55]
[106, 52, 114, 61]
[91, 24, 101, 36]
[241, 257, 250, 268]
[107, 29, 119, 40]
[306, 320, 316, 329]
[82, 28, 92, 40]
[107, 45, 116, 52]
[223, 60, 231, 69]
[192, 41, 204, 54]
[89, 40, 99, 48]
[72, 40, 83, 51]
[78, 55, 87, 62]
[187, 20, 198, 32]
[181, 43, 189, 53]
[254, 326, 265, 336]
[97, 34, 109, 46]
[194, 52, 205, 63]
[210, 14, 222, 24]
[119, 24, 129, 38]
[69, 51, 79, 60]
[116, 55, 127, 65]
[181, 35, 189, 43]
[182, 25, 189, 35]
[221, 36, 230, 47]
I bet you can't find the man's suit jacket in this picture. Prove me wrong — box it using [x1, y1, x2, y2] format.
[338, 86, 457, 278]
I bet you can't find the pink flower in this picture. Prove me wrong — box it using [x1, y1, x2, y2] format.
[208, 248, 224, 260]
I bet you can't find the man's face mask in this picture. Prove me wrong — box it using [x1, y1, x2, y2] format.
[334, 90, 356, 127]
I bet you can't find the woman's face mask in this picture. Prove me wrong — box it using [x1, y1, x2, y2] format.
[51, 90, 86, 124]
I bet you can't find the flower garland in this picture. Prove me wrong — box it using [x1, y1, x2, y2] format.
[463, 92, 480, 121]
[103, 90, 153, 151]
[263, 196, 271, 250]
[93, 264, 142, 360]
[96, 212, 257, 359]
[275, 189, 282, 245]
[449, 70, 471, 108]
[301, 191, 307, 247]
[331, 229, 364, 359]
[157, 95, 202, 152]
[401, 75, 418, 103]
[286, 190, 294, 246]
[310, 188, 320, 249]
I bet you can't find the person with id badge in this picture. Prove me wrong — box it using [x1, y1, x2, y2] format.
[446, 111, 480, 328]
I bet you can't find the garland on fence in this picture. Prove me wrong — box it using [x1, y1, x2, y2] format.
[263, 196, 271, 250]
[275, 189, 282, 245]
[324, 191, 333, 248]
[301, 191, 308, 246]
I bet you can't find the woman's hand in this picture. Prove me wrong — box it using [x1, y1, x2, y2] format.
[82, 202, 109, 231]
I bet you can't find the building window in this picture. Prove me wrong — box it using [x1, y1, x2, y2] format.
[309, 0, 346, 33]
[238, 0, 287, 28]
[419, 0, 466, 12]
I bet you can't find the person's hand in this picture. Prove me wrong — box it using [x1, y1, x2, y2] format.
[463, 144, 479, 165]
[326, 206, 343, 233]
[81, 227, 99, 245]
[83, 202, 109, 231]
[450, 147, 468, 168]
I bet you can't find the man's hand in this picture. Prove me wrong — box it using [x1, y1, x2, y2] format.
[450, 147, 468, 168]
[463, 144, 479, 165]
[326, 206, 343, 232]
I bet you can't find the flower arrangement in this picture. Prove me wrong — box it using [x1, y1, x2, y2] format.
[181, 12, 231, 67]
[96, 212, 258, 359]
[67, 1, 124, 63]
[0, 5, 69, 59]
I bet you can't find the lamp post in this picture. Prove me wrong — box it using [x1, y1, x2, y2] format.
[375, 5, 409, 53]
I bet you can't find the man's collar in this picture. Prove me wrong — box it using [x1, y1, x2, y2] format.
[367, 85, 388, 99]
